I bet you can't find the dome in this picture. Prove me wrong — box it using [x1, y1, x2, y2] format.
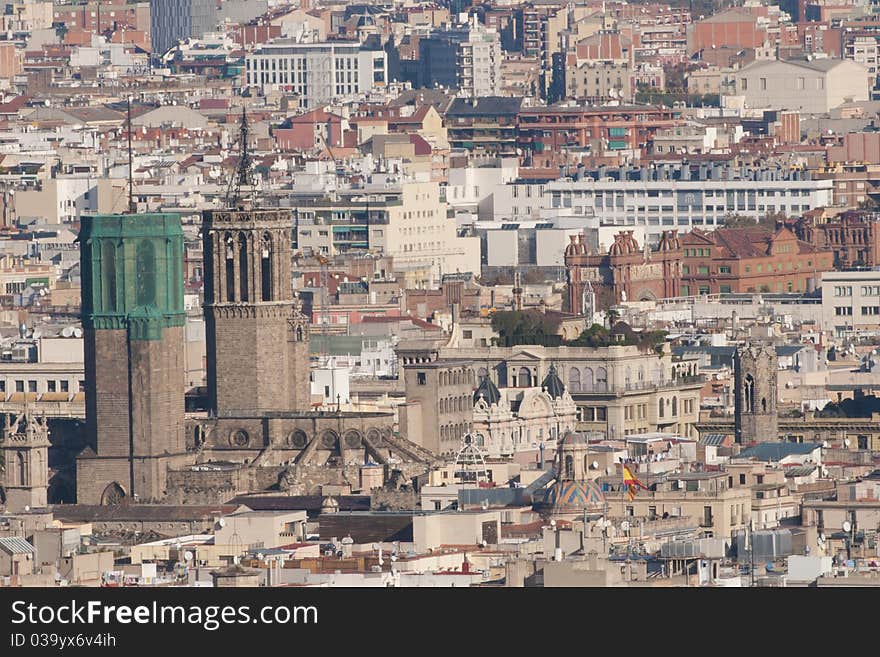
[546, 480, 605, 513]
[541, 364, 565, 399]
[473, 376, 502, 405]
[609, 231, 639, 256]
[559, 431, 588, 446]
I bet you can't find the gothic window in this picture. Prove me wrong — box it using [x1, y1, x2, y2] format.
[596, 367, 607, 391]
[659, 398, 665, 418]
[101, 482, 125, 505]
[518, 367, 532, 388]
[569, 367, 581, 392]
[101, 241, 116, 311]
[564, 454, 574, 479]
[238, 233, 249, 302]
[225, 232, 235, 302]
[261, 233, 273, 302]
[135, 240, 155, 306]
[16, 451, 26, 486]
[625, 366, 632, 388]
[672, 397, 678, 416]
[744, 375, 755, 413]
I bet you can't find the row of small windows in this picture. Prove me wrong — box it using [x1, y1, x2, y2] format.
[440, 396, 471, 414]
[0, 379, 83, 393]
[439, 369, 473, 386]
[221, 232, 275, 303]
[440, 423, 472, 442]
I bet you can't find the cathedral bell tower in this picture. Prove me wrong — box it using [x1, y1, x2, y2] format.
[77, 213, 187, 504]
[734, 343, 779, 444]
[202, 207, 311, 416]
[1, 407, 50, 512]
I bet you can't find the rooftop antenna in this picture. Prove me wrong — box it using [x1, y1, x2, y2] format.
[226, 106, 255, 209]
[127, 95, 134, 213]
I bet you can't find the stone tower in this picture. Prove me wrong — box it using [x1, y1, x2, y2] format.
[202, 207, 311, 416]
[77, 213, 187, 504]
[1, 408, 49, 511]
[734, 343, 778, 444]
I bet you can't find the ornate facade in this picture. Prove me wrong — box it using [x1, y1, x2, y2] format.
[565, 229, 682, 314]
[1, 408, 49, 511]
[471, 366, 578, 458]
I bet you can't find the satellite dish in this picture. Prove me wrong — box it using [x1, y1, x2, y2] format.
[218, 518, 226, 528]
[844, 438, 851, 448]
[842, 521, 852, 533]
[818, 533, 826, 544]
[24, 505, 30, 512]
[184, 551, 193, 561]
[822, 441, 828, 448]
[591, 460, 599, 470]
[550, 519, 557, 528]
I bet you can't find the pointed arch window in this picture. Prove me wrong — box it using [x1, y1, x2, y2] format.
[101, 241, 116, 311]
[224, 232, 235, 302]
[261, 232, 273, 301]
[238, 233, 249, 302]
[135, 240, 155, 306]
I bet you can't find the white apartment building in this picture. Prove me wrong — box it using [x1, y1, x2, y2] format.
[245, 40, 387, 107]
[541, 178, 833, 243]
[821, 270, 880, 337]
[456, 20, 503, 97]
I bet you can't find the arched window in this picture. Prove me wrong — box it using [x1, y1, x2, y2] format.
[672, 397, 678, 416]
[596, 367, 607, 392]
[659, 398, 665, 418]
[568, 367, 581, 392]
[761, 397, 767, 413]
[101, 241, 116, 311]
[654, 364, 663, 383]
[261, 233, 273, 302]
[238, 233, 249, 302]
[744, 375, 755, 413]
[625, 366, 632, 388]
[518, 367, 532, 387]
[135, 240, 155, 306]
[564, 454, 574, 479]
[638, 366, 645, 382]
[16, 451, 26, 486]
[224, 232, 235, 302]
[583, 367, 594, 392]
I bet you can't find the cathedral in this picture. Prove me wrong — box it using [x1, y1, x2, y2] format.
[76, 205, 433, 505]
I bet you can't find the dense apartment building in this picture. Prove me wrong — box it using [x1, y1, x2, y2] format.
[821, 270, 880, 336]
[679, 227, 834, 296]
[150, 0, 216, 57]
[516, 105, 680, 169]
[289, 181, 479, 288]
[734, 59, 872, 114]
[565, 61, 635, 103]
[245, 40, 388, 107]
[540, 163, 834, 243]
[414, 19, 503, 98]
[447, 96, 522, 156]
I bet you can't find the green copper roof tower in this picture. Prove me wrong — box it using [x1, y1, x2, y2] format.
[77, 213, 187, 505]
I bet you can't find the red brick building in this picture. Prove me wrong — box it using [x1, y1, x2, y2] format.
[796, 210, 880, 268]
[679, 227, 834, 295]
[275, 109, 347, 151]
[565, 230, 682, 313]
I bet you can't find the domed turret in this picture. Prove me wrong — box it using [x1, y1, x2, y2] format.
[541, 364, 565, 399]
[473, 376, 502, 406]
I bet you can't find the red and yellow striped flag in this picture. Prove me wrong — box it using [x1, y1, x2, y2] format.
[623, 465, 647, 501]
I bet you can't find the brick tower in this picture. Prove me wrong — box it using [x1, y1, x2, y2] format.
[734, 343, 779, 444]
[202, 207, 311, 416]
[77, 213, 187, 504]
[1, 407, 50, 512]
